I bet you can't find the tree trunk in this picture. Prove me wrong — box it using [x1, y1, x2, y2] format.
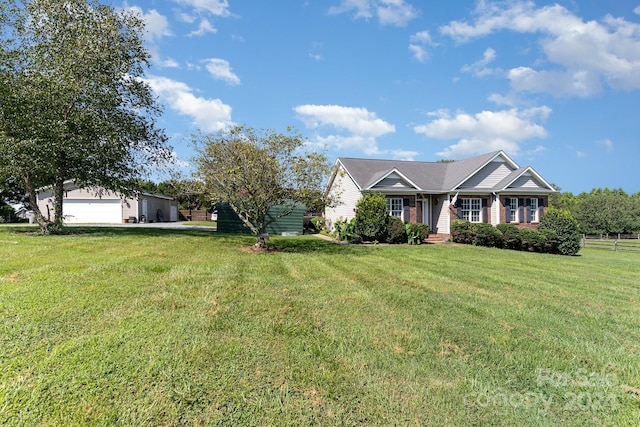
[53, 178, 65, 229]
[255, 228, 269, 248]
[22, 175, 49, 234]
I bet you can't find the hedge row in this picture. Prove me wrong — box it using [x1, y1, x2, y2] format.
[450, 208, 581, 256]
[332, 216, 429, 244]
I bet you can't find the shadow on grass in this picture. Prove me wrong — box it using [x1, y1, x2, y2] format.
[265, 235, 378, 255]
[1, 226, 371, 255]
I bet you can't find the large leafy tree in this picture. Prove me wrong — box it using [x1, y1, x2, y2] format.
[0, 0, 169, 232]
[194, 125, 332, 248]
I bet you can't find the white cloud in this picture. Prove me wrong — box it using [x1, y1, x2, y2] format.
[125, 7, 172, 43]
[171, 0, 231, 17]
[160, 58, 180, 69]
[187, 19, 217, 37]
[440, 1, 640, 96]
[634, 6, 640, 15]
[377, 0, 419, 27]
[409, 30, 434, 62]
[461, 47, 498, 77]
[508, 67, 601, 97]
[123, 6, 172, 65]
[414, 107, 550, 159]
[390, 149, 418, 160]
[145, 75, 233, 132]
[309, 42, 324, 61]
[204, 58, 240, 85]
[595, 138, 614, 152]
[294, 104, 395, 155]
[329, 0, 418, 27]
[408, 44, 428, 62]
[524, 145, 547, 158]
[167, 151, 191, 169]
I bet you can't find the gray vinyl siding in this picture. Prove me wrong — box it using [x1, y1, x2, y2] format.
[508, 175, 546, 189]
[325, 166, 362, 228]
[434, 196, 450, 234]
[372, 177, 413, 190]
[459, 160, 514, 189]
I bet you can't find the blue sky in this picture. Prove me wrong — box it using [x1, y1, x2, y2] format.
[124, 0, 640, 194]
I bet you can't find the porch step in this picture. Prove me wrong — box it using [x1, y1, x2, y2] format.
[425, 233, 449, 244]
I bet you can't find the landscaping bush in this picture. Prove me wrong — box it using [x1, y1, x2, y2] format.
[332, 218, 361, 244]
[452, 220, 567, 255]
[450, 219, 474, 244]
[0, 204, 17, 223]
[472, 223, 503, 247]
[539, 229, 560, 254]
[496, 223, 522, 250]
[386, 216, 407, 244]
[406, 222, 429, 245]
[518, 229, 546, 252]
[309, 217, 325, 232]
[354, 193, 388, 242]
[538, 207, 581, 256]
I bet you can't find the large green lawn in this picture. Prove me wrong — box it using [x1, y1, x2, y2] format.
[1, 226, 639, 426]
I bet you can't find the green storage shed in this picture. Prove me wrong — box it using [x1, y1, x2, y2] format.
[216, 201, 306, 236]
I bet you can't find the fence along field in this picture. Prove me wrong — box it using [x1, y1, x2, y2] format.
[582, 234, 640, 252]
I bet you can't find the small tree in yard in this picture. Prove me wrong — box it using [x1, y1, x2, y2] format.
[354, 192, 388, 242]
[194, 125, 332, 248]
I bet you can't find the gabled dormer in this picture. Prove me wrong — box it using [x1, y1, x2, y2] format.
[365, 169, 421, 191]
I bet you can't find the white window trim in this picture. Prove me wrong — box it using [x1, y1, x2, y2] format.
[460, 197, 482, 223]
[387, 197, 403, 218]
[509, 197, 519, 223]
[529, 198, 539, 222]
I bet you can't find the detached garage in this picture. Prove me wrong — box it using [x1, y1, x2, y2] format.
[37, 181, 178, 224]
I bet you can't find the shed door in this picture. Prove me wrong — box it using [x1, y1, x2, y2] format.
[170, 205, 178, 222]
[63, 199, 121, 223]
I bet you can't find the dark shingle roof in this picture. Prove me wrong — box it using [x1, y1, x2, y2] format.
[337, 151, 503, 192]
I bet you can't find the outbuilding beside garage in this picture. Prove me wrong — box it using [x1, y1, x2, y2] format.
[216, 201, 306, 236]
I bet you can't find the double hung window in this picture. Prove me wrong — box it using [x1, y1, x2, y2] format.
[387, 198, 403, 218]
[509, 197, 519, 223]
[460, 198, 482, 223]
[529, 198, 539, 222]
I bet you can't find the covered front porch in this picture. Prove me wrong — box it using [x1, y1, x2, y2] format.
[384, 193, 449, 234]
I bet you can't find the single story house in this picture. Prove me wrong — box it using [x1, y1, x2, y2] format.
[324, 150, 556, 236]
[36, 181, 179, 224]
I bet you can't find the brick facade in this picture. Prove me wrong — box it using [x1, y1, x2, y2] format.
[499, 195, 548, 229]
[448, 195, 492, 225]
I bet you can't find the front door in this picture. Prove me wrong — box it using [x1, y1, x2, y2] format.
[422, 200, 429, 228]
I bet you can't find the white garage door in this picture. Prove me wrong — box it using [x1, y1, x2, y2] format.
[63, 199, 122, 224]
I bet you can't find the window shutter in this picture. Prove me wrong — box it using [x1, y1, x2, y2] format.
[403, 198, 410, 222]
[505, 198, 511, 223]
[482, 198, 488, 223]
[456, 200, 461, 219]
[525, 198, 532, 223]
[519, 198, 525, 223]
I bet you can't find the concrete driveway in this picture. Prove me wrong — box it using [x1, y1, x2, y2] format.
[66, 222, 216, 231]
